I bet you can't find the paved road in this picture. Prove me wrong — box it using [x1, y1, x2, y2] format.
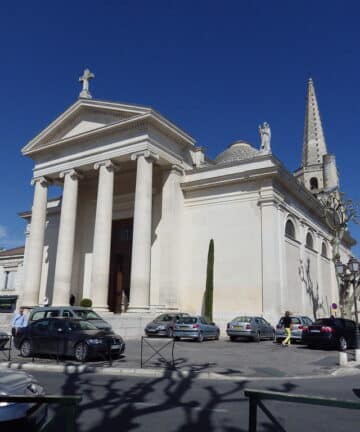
[6, 338, 352, 378]
[32, 370, 360, 432]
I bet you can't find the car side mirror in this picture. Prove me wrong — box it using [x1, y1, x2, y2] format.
[211, 322, 215, 326]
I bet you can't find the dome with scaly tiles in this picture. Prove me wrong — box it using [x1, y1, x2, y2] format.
[215, 140, 259, 165]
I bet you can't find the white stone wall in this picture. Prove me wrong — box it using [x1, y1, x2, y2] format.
[0, 260, 24, 330]
[180, 182, 263, 328]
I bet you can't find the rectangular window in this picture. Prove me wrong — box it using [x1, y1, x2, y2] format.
[0, 296, 18, 313]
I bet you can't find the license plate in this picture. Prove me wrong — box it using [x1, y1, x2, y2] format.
[147, 329, 156, 332]
[310, 330, 320, 333]
[180, 326, 189, 329]
[111, 344, 121, 349]
[234, 325, 243, 329]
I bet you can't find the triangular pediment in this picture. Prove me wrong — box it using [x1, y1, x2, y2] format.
[22, 99, 151, 155]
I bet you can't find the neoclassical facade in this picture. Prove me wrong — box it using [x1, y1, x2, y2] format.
[16, 75, 355, 327]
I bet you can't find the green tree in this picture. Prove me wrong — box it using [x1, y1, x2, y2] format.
[204, 239, 214, 322]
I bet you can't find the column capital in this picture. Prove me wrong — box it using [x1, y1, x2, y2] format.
[31, 176, 50, 187]
[131, 150, 159, 162]
[59, 169, 83, 180]
[94, 160, 119, 172]
[170, 164, 184, 175]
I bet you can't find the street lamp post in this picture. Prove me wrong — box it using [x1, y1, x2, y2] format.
[335, 257, 360, 361]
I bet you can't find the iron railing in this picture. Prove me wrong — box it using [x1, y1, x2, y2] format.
[244, 388, 360, 432]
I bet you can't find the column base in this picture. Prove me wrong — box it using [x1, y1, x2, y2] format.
[127, 305, 151, 313]
[92, 306, 109, 313]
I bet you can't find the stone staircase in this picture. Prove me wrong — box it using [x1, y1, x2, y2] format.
[100, 311, 159, 339]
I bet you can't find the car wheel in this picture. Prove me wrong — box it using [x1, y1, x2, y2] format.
[271, 331, 276, 340]
[339, 336, 348, 351]
[174, 336, 180, 341]
[20, 339, 33, 357]
[229, 336, 237, 342]
[253, 332, 261, 342]
[215, 330, 220, 340]
[167, 327, 174, 338]
[275, 338, 282, 344]
[197, 332, 204, 343]
[74, 342, 88, 362]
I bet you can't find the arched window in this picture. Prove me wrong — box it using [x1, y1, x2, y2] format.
[310, 177, 319, 190]
[285, 220, 296, 239]
[306, 232, 314, 249]
[321, 242, 327, 257]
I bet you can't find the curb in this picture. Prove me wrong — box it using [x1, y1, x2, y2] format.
[1, 361, 359, 381]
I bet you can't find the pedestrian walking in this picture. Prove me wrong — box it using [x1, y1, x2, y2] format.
[282, 311, 292, 347]
[11, 307, 27, 337]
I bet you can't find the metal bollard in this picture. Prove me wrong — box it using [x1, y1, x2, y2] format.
[339, 351, 348, 366]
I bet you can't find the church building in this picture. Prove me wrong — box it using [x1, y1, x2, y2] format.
[1, 73, 355, 332]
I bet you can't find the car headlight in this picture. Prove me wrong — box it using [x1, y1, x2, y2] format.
[87, 338, 103, 344]
[0, 391, 14, 407]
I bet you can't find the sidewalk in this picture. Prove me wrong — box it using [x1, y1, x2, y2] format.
[2, 338, 359, 380]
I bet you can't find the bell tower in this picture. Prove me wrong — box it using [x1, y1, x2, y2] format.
[294, 78, 339, 194]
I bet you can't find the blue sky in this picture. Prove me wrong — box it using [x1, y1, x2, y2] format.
[0, 0, 359, 255]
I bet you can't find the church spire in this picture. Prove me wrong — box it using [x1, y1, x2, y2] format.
[302, 77, 328, 167]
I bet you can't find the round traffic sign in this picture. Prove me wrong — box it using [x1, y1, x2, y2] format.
[331, 303, 338, 310]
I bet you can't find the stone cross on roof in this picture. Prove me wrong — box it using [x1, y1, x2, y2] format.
[79, 68, 95, 99]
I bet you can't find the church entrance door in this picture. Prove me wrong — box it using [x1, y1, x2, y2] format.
[108, 219, 133, 313]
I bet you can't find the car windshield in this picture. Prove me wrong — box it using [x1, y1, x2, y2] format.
[279, 317, 301, 325]
[74, 310, 101, 320]
[177, 317, 197, 324]
[154, 314, 175, 323]
[314, 318, 338, 326]
[233, 317, 251, 323]
[67, 320, 98, 331]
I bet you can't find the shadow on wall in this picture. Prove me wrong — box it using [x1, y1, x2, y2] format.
[298, 258, 325, 320]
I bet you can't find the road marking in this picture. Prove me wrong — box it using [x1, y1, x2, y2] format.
[133, 402, 228, 413]
[193, 407, 228, 413]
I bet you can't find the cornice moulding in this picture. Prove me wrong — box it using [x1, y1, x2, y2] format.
[23, 103, 195, 157]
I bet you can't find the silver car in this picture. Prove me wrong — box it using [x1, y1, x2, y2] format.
[226, 316, 275, 342]
[275, 315, 313, 343]
[145, 313, 190, 337]
[0, 369, 47, 430]
[173, 316, 220, 342]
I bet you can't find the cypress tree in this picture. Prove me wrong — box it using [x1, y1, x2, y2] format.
[204, 239, 214, 322]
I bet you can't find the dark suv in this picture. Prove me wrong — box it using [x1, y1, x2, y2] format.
[28, 307, 111, 331]
[302, 317, 359, 350]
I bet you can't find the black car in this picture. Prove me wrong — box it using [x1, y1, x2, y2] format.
[14, 317, 125, 362]
[302, 317, 359, 350]
[0, 369, 47, 431]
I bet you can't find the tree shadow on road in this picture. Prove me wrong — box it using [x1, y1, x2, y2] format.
[44, 365, 306, 432]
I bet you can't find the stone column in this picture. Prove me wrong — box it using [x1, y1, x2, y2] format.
[91, 160, 116, 311]
[128, 150, 158, 311]
[52, 169, 81, 306]
[159, 165, 184, 308]
[22, 177, 49, 307]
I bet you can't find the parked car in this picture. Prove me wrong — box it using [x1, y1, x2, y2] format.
[275, 315, 313, 343]
[173, 316, 220, 342]
[302, 317, 359, 350]
[226, 316, 275, 342]
[29, 306, 111, 331]
[14, 317, 125, 362]
[145, 313, 189, 337]
[0, 369, 47, 431]
[0, 332, 10, 349]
